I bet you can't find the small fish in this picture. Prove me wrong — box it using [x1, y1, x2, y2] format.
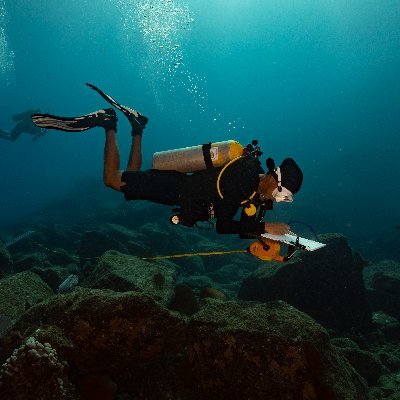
[57, 274, 79, 294]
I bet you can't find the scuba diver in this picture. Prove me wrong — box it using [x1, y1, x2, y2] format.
[0, 109, 45, 142]
[31, 83, 303, 237]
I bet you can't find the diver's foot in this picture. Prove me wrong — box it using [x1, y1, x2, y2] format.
[119, 105, 149, 136]
[31, 108, 117, 132]
[85, 83, 148, 135]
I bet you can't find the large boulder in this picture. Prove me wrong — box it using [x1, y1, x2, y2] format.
[13, 252, 52, 272]
[332, 338, 385, 385]
[78, 230, 129, 265]
[238, 233, 372, 332]
[100, 223, 149, 256]
[80, 251, 176, 305]
[0, 289, 368, 400]
[0, 271, 54, 320]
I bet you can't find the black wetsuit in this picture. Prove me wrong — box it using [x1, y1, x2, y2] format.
[121, 156, 267, 235]
[0, 110, 43, 142]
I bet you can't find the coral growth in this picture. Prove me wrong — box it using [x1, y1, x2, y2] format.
[0, 335, 75, 400]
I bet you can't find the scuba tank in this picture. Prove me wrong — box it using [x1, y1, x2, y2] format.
[152, 140, 244, 173]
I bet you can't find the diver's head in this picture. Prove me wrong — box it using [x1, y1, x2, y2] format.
[259, 157, 303, 202]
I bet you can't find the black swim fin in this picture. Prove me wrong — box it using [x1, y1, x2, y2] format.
[31, 108, 117, 132]
[86, 83, 148, 135]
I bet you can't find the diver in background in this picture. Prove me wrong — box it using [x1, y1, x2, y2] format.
[0, 109, 45, 142]
[31, 83, 303, 237]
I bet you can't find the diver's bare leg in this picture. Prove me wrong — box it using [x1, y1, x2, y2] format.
[103, 129, 122, 191]
[126, 135, 142, 171]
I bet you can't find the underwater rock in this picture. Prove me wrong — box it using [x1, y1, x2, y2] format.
[80, 251, 176, 305]
[366, 260, 400, 320]
[0, 335, 76, 400]
[179, 274, 216, 293]
[0, 289, 368, 400]
[78, 230, 129, 265]
[371, 311, 400, 341]
[376, 346, 400, 373]
[139, 222, 182, 254]
[32, 265, 78, 293]
[0, 315, 13, 339]
[331, 337, 388, 386]
[331, 337, 360, 350]
[209, 263, 244, 283]
[370, 372, 400, 400]
[335, 345, 385, 386]
[35, 225, 80, 253]
[0, 271, 54, 320]
[78, 374, 117, 400]
[100, 223, 150, 256]
[0, 242, 12, 274]
[238, 233, 372, 332]
[199, 287, 227, 301]
[169, 283, 198, 315]
[13, 252, 52, 272]
[47, 248, 78, 267]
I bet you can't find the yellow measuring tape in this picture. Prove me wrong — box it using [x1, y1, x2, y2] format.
[142, 238, 285, 262]
[141, 249, 247, 261]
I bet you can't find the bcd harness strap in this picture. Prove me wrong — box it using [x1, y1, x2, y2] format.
[216, 156, 257, 209]
[202, 142, 214, 169]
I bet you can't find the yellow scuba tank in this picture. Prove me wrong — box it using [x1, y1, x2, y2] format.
[152, 140, 244, 173]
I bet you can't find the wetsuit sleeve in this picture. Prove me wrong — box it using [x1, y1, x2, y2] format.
[215, 201, 265, 235]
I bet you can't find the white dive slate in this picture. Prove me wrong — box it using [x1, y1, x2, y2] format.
[261, 233, 326, 251]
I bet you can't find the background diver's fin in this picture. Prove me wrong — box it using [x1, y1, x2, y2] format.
[86, 83, 125, 113]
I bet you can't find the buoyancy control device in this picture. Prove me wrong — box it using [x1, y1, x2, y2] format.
[152, 140, 244, 173]
[167, 140, 267, 228]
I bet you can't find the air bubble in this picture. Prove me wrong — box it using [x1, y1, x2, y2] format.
[0, 1, 15, 86]
[116, 0, 207, 114]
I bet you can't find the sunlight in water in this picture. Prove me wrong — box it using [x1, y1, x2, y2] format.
[0, 0, 15, 86]
[115, 0, 206, 113]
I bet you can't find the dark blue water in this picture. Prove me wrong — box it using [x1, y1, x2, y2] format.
[1, 0, 399, 251]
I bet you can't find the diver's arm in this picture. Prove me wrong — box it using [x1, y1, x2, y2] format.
[216, 219, 289, 235]
[264, 222, 290, 235]
[215, 202, 265, 235]
[216, 202, 289, 235]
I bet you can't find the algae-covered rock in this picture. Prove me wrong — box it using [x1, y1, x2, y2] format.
[78, 230, 129, 265]
[31, 266, 76, 292]
[0, 242, 12, 274]
[169, 283, 198, 316]
[367, 260, 400, 320]
[370, 373, 400, 400]
[0, 271, 54, 320]
[13, 252, 52, 272]
[0, 289, 368, 400]
[239, 233, 372, 332]
[100, 223, 150, 256]
[80, 251, 176, 305]
[372, 311, 400, 341]
[199, 287, 227, 301]
[336, 345, 385, 385]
